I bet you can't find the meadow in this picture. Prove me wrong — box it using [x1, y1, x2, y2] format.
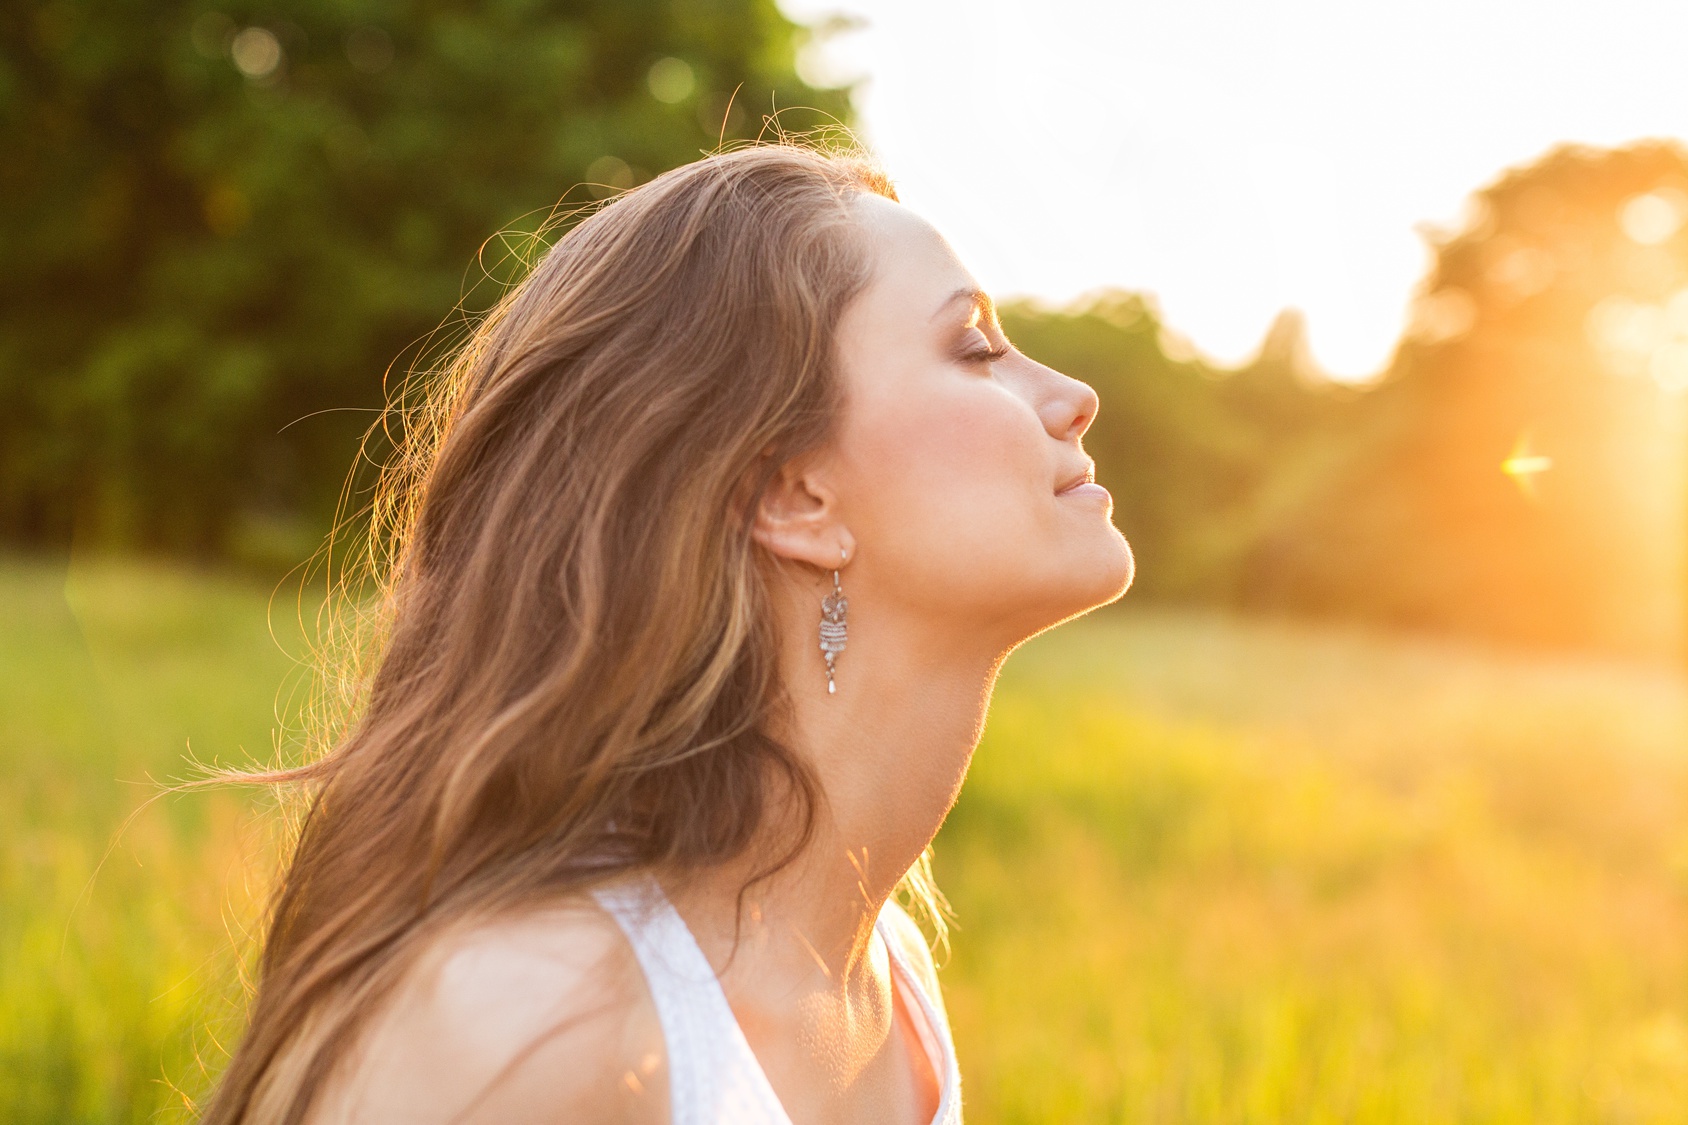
[3, 555, 1686, 1123]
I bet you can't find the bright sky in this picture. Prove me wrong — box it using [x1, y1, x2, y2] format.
[777, 0, 1688, 379]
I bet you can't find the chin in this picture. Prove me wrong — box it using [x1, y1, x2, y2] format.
[1105, 532, 1135, 600]
[1075, 531, 1134, 612]
[1018, 532, 1135, 639]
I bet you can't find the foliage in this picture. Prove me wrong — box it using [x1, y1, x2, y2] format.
[0, 0, 847, 558]
[1241, 141, 1688, 657]
[1001, 295, 1360, 606]
[1008, 141, 1688, 659]
[3, 0, 1682, 661]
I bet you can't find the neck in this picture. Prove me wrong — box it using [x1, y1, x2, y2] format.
[670, 594, 1006, 995]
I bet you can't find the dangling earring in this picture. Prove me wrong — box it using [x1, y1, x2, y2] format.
[819, 546, 849, 694]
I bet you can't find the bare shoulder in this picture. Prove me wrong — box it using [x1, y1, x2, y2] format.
[309, 892, 668, 1125]
[878, 900, 948, 1020]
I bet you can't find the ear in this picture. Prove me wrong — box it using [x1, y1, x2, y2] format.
[750, 457, 854, 572]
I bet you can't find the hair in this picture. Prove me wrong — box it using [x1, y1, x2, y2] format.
[199, 141, 938, 1124]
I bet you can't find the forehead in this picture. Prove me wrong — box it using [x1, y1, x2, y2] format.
[848, 194, 980, 318]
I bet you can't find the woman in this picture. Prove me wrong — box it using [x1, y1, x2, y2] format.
[205, 142, 1132, 1124]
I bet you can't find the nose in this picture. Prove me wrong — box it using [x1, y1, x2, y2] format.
[1034, 360, 1099, 442]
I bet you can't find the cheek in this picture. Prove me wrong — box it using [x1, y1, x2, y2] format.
[843, 383, 1048, 578]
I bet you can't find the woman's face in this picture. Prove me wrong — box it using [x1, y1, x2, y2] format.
[826, 195, 1134, 644]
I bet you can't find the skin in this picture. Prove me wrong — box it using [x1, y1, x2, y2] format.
[308, 193, 1132, 1124]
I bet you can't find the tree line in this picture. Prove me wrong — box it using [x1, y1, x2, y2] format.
[4, 3, 1684, 658]
[1, 0, 844, 556]
[1016, 141, 1688, 660]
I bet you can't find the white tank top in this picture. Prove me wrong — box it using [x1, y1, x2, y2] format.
[592, 877, 963, 1125]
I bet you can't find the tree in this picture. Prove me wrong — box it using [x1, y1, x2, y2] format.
[1242, 141, 1688, 659]
[1004, 294, 1354, 605]
[0, 0, 848, 560]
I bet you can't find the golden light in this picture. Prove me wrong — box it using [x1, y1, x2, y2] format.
[1667, 288, 1688, 332]
[1585, 288, 1688, 391]
[1619, 190, 1687, 246]
[1501, 432, 1552, 501]
[1652, 341, 1688, 393]
[1587, 295, 1657, 376]
[1487, 242, 1557, 301]
[1411, 287, 1477, 344]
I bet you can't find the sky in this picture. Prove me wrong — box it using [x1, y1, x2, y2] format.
[775, 0, 1688, 379]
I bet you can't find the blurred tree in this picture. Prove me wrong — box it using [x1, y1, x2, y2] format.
[1010, 140, 1688, 660]
[1241, 141, 1688, 659]
[1004, 295, 1357, 605]
[0, 0, 847, 562]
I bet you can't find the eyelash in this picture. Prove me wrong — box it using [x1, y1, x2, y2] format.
[961, 343, 1011, 366]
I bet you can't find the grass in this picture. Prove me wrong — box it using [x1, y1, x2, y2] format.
[942, 613, 1688, 1123]
[3, 555, 1687, 1122]
[0, 555, 308, 1123]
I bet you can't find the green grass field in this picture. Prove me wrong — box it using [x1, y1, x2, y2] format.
[4, 555, 1687, 1123]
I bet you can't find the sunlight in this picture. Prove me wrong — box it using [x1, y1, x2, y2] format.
[1501, 432, 1553, 500]
[1589, 288, 1688, 391]
[1653, 341, 1688, 393]
[1412, 287, 1478, 345]
[1589, 296, 1660, 378]
[781, 0, 1688, 379]
[1488, 244, 1557, 301]
[1621, 190, 1688, 245]
[1667, 287, 1688, 332]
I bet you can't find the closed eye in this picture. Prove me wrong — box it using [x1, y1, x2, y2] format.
[960, 343, 1011, 366]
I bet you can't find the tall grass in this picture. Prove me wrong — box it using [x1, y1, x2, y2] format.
[2, 557, 1685, 1122]
[0, 557, 305, 1122]
[942, 612, 1688, 1123]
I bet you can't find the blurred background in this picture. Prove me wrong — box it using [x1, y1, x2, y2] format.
[4, 1, 1688, 1121]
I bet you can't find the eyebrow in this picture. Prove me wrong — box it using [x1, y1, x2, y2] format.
[932, 286, 1000, 330]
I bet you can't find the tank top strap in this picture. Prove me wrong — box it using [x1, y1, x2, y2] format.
[874, 910, 965, 1125]
[594, 875, 962, 1125]
[591, 876, 792, 1125]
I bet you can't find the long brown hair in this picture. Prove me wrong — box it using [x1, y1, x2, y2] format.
[203, 142, 906, 1124]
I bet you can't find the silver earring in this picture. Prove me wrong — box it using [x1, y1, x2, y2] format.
[819, 547, 849, 694]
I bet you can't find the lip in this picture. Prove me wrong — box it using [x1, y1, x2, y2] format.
[1056, 481, 1110, 501]
[1054, 464, 1098, 495]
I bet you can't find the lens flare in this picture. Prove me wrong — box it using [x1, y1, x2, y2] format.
[1501, 432, 1552, 501]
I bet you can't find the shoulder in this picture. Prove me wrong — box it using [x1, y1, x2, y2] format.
[310, 892, 668, 1125]
[877, 900, 948, 1021]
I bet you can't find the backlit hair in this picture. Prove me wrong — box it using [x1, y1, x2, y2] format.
[201, 142, 921, 1124]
